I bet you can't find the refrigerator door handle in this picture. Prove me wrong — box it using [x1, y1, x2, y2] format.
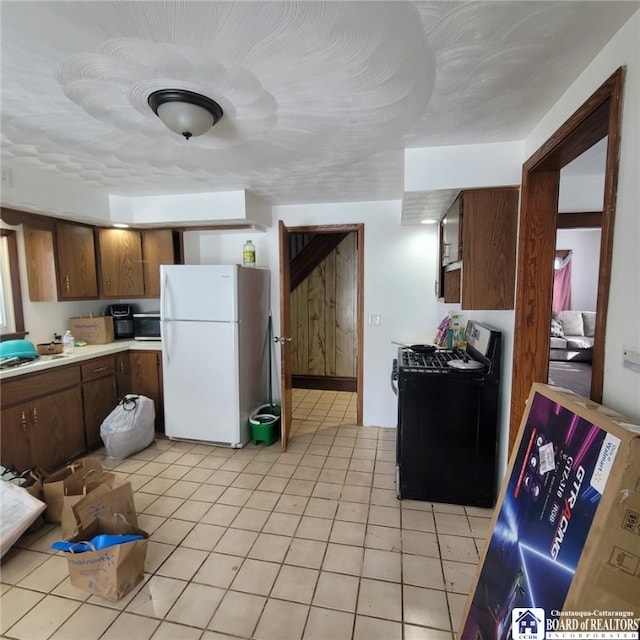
[161, 272, 170, 365]
[161, 272, 170, 319]
[164, 319, 171, 366]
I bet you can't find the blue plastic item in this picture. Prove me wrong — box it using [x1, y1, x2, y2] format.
[51, 533, 143, 553]
[0, 339, 38, 360]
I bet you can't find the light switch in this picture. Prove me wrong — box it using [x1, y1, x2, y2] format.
[368, 313, 381, 326]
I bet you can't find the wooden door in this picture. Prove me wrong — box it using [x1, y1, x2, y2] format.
[142, 229, 175, 298]
[0, 403, 32, 471]
[278, 220, 293, 451]
[31, 387, 85, 470]
[97, 228, 144, 297]
[56, 222, 98, 299]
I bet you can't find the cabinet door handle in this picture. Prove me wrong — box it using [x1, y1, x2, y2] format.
[64, 274, 71, 292]
[21, 410, 28, 432]
[106, 278, 111, 289]
[92, 366, 108, 373]
[112, 380, 117, 398]
[31, 407, 38, 426]
[119, 362, 125, 374]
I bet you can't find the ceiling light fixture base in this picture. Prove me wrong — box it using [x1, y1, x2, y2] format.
[148, 89, 223, 140]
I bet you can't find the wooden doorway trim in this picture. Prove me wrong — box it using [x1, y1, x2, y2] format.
[281, 222, 364, 432]
[510, 67, 624, 454]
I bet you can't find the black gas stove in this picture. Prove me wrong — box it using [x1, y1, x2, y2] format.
[392, 320, 502, 507]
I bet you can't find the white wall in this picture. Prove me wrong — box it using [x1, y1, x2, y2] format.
[188, 201, 440, 428]
[556, 228, 601, 311]
[558, 174, 605, 212]
[525, 9, 640, 419]
[405, 142, 524, 191]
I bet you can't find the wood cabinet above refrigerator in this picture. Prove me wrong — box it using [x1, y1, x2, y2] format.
[97, 228, 179, 299]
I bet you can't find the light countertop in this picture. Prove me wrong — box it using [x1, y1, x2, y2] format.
[0, 340, 162, 381]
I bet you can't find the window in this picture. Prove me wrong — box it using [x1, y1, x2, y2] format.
[0, 228, 26, 340]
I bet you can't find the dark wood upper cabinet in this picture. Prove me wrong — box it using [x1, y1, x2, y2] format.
[23, 221, 98, 301]
[438, 187, 519, 310]
[56, 221, 99, 299]
[141, 229, 176, 298]
[23, 227, 57, 302]
[97, 228, 145, 298]
[7, 207, 183, 302]
[441, 194, 462, 266]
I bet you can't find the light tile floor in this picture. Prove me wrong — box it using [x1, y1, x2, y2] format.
[1, 389, 493, 640]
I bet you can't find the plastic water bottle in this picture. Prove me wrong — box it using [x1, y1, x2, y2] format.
[243, 240, 256, 267]
[452, 322, 460, 349]
[62, 330, 75, 354]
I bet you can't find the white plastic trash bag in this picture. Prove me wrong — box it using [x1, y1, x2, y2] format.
[100, 395, 155, 460]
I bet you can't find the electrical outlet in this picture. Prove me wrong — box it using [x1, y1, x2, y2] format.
[1, 169, 12, 186]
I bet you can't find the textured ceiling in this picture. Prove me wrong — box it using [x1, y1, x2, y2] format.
[1, 1, 637, 223]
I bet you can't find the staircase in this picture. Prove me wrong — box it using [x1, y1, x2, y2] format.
[289, 232, 349, 291]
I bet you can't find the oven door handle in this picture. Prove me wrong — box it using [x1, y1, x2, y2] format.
[391, 369, 398, 396]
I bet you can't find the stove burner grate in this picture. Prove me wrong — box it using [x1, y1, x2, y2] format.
[399, 348, 470, 370]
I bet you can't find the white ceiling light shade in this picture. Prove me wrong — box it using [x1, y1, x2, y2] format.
[147, 89, 223, 140]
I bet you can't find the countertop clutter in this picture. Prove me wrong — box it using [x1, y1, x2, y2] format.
[0, 340, 162, 380]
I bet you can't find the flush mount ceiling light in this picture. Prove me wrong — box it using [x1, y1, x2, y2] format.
[147, 89, 223, 140]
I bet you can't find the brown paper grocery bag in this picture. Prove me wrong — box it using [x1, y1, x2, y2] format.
[70, 479, 137, 534]
[63, 515, 148, 601]
[42, 457, 102, 523]
[60, 475, 109, 539]
[23, 468, 46, 533]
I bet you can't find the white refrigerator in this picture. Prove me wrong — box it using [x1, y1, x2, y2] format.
[160, 264, 270, 447]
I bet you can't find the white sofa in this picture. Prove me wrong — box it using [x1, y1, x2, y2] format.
[550, 310, 596, 362]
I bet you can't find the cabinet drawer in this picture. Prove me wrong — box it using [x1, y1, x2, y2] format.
[1, 365, 81, 408]
[81, 356, 116, 382]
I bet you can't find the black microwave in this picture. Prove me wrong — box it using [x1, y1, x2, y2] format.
[133, 313, 161, 341]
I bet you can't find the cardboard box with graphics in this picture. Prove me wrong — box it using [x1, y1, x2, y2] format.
[68, 316, 114, 344]
[460, 383, 640, 640]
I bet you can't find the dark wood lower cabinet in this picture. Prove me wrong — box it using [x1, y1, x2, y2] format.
[1, 404, 34, 472]
[1, 350, 162, 471]
[1, 371, 85, 472]
[130, 351, 164, 432]
[81, 356, 118, 450]
[31, 387, 86, 469]
[82, 375, 118, 450]
[115, 352, 131, 397]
